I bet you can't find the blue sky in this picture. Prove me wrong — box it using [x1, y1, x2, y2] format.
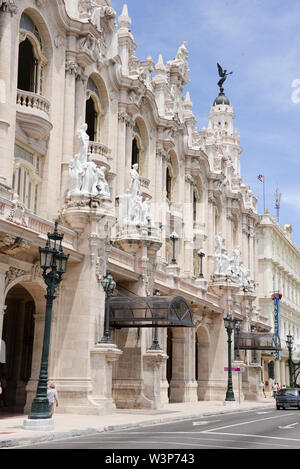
[112, 0, 300, 246]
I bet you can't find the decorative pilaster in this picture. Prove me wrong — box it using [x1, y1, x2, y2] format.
[0, 2, 17, 188]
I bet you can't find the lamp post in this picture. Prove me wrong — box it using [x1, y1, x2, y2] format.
[150, 289, 161, 350]
[29, 221, 69, 420]
[197, 250, 205, 278]
[170, 231, 178, 265]
[99, 272, 116, 344]
[286, 333, 294, 387]
[224, 313, 235, 402]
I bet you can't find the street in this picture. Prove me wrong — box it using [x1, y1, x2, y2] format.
[13, 406, 300, 450]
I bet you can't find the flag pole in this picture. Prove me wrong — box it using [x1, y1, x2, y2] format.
[263, 177, 265, 213]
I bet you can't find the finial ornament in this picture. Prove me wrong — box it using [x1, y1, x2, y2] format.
[217, 63, 233, 93]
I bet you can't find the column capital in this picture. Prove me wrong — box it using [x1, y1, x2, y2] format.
[0, 0, 18, 15]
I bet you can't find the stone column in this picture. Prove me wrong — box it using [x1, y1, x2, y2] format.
[169, 328, 198, 403]
[60, 52, 78, 204]
[0, 5, 17, 187]
[0, 263, 9, 343]
[143, 349, 168, 409]
[116, 112, 130, 196]
[88, 344, 122, 414]
[207, 192, 216, 275]
[274, 359, 281, 385]
[183, 175, 194, 278]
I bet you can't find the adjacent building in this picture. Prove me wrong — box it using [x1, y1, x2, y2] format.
[257, 212, 300, 393]
[0, 0, 270, 415]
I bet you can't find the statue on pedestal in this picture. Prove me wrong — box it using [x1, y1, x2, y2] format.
[67, 123, 110, 200]
[77, 123, 89, 165]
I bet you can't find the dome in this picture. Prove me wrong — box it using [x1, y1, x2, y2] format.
[213, 92, 230, 106]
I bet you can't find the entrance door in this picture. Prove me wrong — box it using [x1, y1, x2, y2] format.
[1, 285, 35, 413]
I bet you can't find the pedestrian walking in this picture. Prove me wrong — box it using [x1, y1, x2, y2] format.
[272, 382, 277, 398]
[47, 382, 58, 418]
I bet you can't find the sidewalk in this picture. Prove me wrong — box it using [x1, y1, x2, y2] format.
[0, 397, 276, 448]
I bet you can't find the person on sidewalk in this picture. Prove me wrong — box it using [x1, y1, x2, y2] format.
[272, 382, 278, 398]
[47, 382, 58, 418]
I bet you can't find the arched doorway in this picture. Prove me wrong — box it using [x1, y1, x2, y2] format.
[1, 285, 35, 413]
[85, 96, 97, 142]
[18, 38, 37, 93]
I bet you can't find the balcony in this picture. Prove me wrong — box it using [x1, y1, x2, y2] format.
[88, 141, 112, 172]
[16, 89, 53, 141]
[0, 194, 80, 260]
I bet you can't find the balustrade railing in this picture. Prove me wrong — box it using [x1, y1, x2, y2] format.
[16, 89, 50, 116]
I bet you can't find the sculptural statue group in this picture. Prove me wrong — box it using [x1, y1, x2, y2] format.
[214, 233, 251, 287]
[119, 163, 152, 227]
[68, 124, 110, 199]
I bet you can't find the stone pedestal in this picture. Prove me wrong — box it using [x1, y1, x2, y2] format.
[143, 349, 168, 409]
[23, 418, 54, 431]
[87, 343, 122, 414]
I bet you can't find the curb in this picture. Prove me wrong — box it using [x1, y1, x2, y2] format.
[1, 402, 276, 448]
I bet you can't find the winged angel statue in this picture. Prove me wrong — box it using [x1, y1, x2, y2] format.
[217, 63, 233, 92]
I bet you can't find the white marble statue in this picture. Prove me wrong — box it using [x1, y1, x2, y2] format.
[142, 197, 151, 224]
[232, 246, 241, 277]
[68, 153, 84, 196]
[77, 123, 89, 165]
[96, 166, 110, 198]
[128, 164, 140, 199]
[221, 250, 230, 275]
[215, 232, 223, 253]
[119, 166, 154, 228]
[81, 161, 98, 196]
[67, 124, 112, 199]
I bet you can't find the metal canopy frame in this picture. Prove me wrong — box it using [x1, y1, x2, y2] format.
[234, 331, 281, 351]
[109, 295, 196, 328]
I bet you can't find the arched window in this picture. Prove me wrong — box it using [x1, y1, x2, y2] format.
[85, 78, 102, 142]
[12, 144, 42, 213]
[131, 137, 139, 168]
[193, 190, 197, 223]
[18, 38, 37, 93]
[18, 13, 46, 96]
[166, 166, 172, 200]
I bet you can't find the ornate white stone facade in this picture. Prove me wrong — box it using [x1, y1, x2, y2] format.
[0, 0, 268, 414]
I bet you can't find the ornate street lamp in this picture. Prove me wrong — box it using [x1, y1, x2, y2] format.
[99, 272, 116, 344]
[197, 250, 205, 278]
[29, 221, 69, 420]
[170, 231, 179, 265]
[150, 289, 161, 350]
[224, 313, 235, 402]
[286, 333, 294, 387]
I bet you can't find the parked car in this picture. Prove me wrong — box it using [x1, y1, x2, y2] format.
[276, 388, 300, 409]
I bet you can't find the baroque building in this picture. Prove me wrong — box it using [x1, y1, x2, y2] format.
[0, 0, 270, 415]
[257, 213, 300, 393]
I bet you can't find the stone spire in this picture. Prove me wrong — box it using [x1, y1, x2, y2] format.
[118, 3, 131, 29]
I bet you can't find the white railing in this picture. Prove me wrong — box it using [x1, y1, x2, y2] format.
[0, 195, 77, 250]
[88, 141, 111, 160]
[16, 89, 50, 116]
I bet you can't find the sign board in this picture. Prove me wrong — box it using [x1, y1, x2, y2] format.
[224, 367, 245, 372]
